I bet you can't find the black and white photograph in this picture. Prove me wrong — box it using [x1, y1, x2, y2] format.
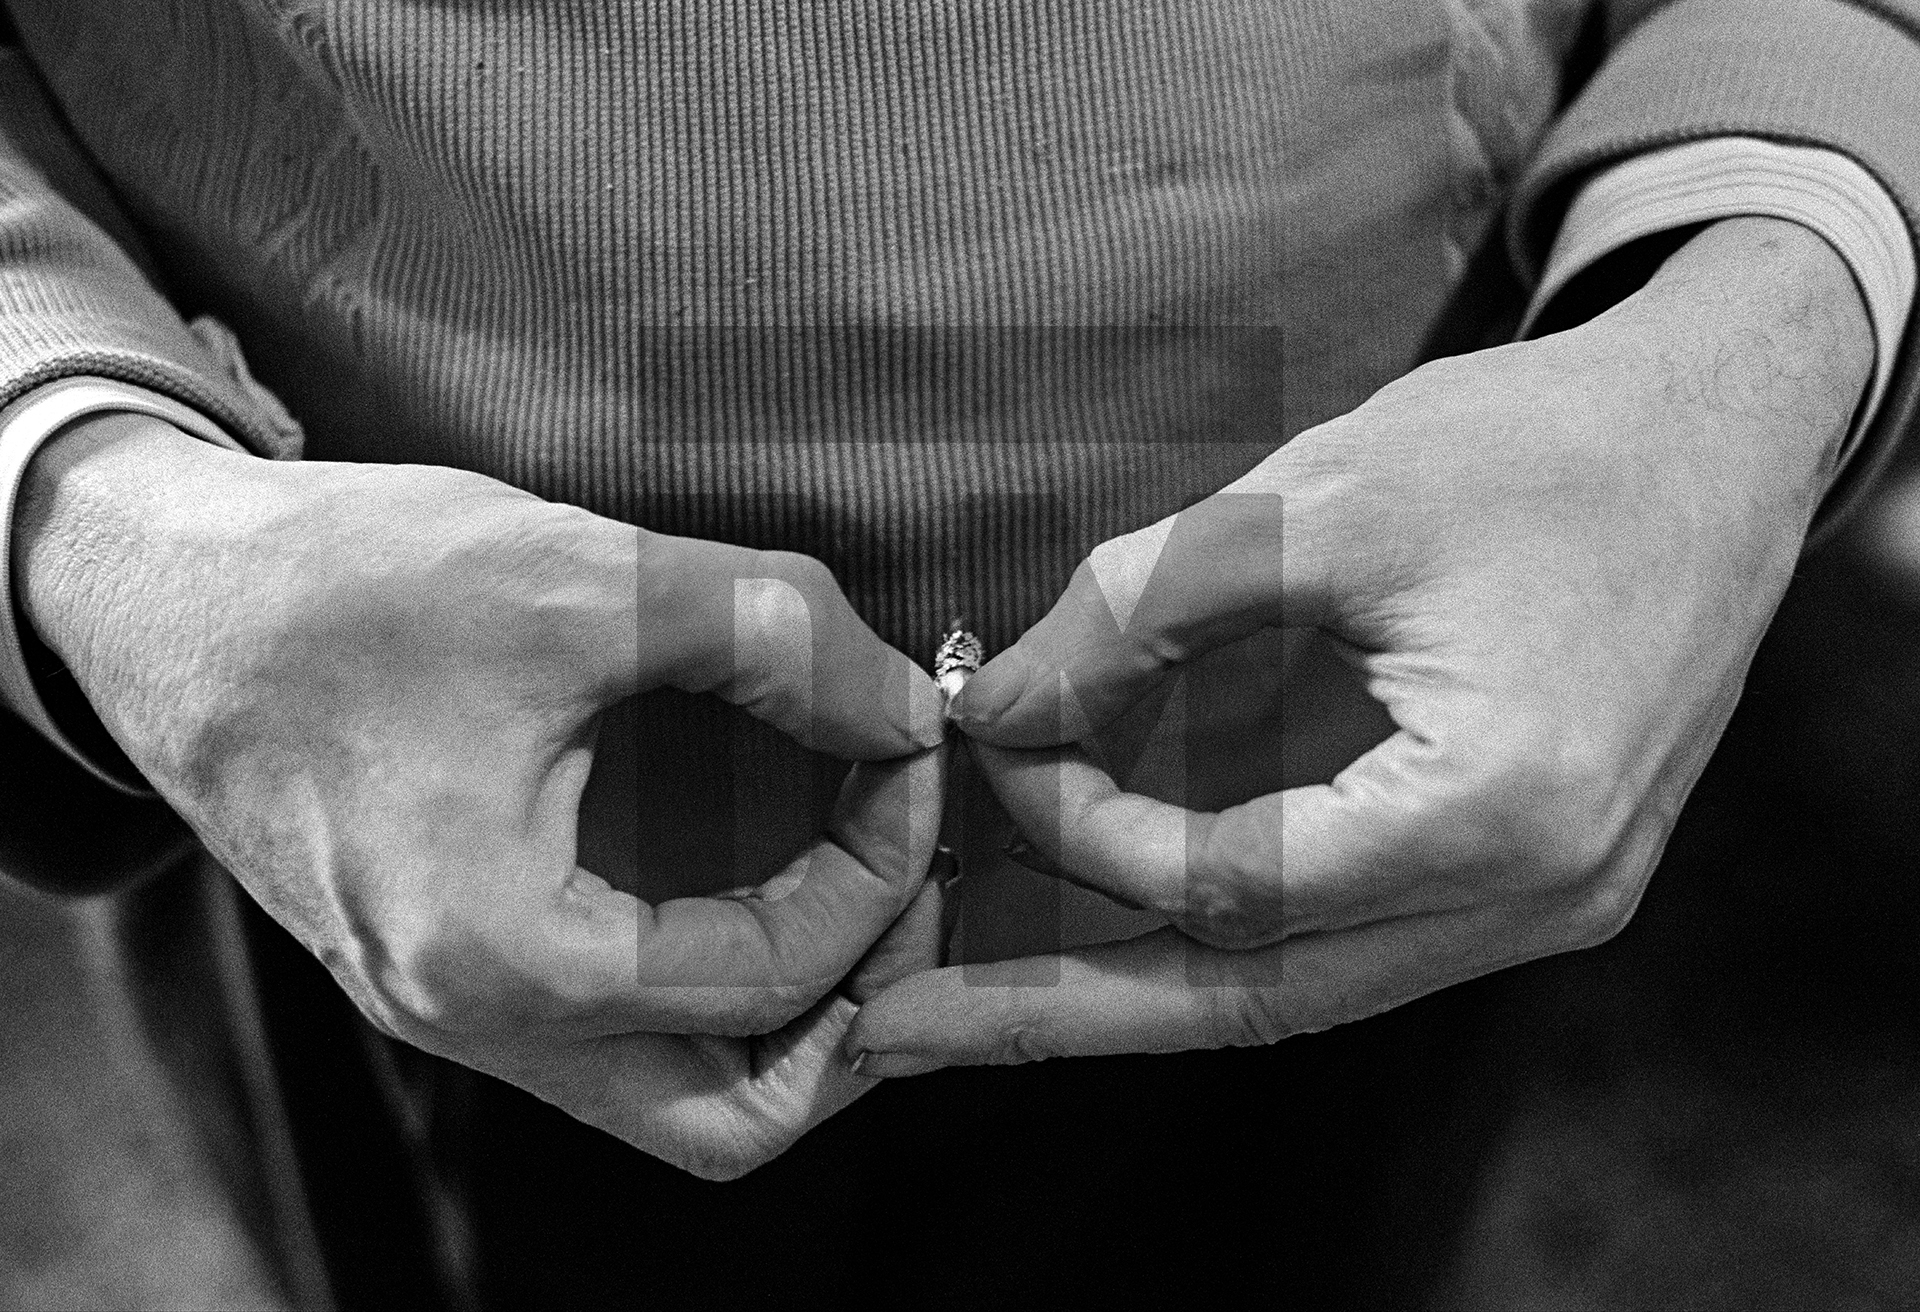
[2, 1, 1918, 1307]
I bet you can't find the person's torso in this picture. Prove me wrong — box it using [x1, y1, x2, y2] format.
[11, 0, 1579, 904]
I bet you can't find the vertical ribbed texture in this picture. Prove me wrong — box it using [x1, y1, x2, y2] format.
[0, 44, 299, 459]
[5, 2, 1917, 640]
[1509, 0, 1920, 536]
[2, 0, 1468, 653]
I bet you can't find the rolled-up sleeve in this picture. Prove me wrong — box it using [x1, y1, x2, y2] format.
[1529, 138, 1912, 472]
[1509, 0, 1920, 532]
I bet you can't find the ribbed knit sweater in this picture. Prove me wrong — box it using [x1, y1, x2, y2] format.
[0, 0, 1905, 661]
[0, 1, 1470, 658]
[4, 12, 1920, 1295]
[1, 3, 1919, 882]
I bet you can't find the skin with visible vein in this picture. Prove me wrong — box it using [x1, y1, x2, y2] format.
[849, 216, 1874, 1077]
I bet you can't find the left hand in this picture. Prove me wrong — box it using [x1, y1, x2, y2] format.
[848, 216, 1874, 1075]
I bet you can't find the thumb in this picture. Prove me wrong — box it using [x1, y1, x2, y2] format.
[951, 490, 1292, 748]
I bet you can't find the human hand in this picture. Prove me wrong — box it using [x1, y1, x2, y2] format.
[849, 216, 1873, 1074]
[15, 419, 944, 1177]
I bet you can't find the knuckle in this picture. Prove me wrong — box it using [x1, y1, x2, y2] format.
[348, 988, 411, 1043]
[1410, 734, 1623, 898]
[362, 912, 552, 1044]
[365, 969, 483, 1044]
[1407, 728, 1665, 956]
[758, 549, 840, 602]
[1205, 985, 1293, 1048]
[1554, 870, 1646, 952]
[989, 1023, 1069, 1066]
[713, 988, 813, 1038]
[1177, 892, 1285, 953]
[976, 991, 1067, 1067]
[1179, 837, 1286, 950]
[678, 1140, 772, 1183]
[665, 1113, 798, 1182]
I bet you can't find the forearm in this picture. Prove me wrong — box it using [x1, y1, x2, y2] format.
[1572, 215, 1874, 513]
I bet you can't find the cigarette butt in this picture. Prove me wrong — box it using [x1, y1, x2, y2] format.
[936, 668, 970, 704]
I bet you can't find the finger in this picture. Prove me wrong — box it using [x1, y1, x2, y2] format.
[836, 734, 953, 1003]
[629, 743, 942, 1032]
[538, 744, 944, 1037]
[363, 731, 944, 1052]
[951, 492, 1291, 747]
[972, 725, 1470, 948]
[827, 740, 947, 903]
[843, 847, 960, 1003]
[848, 901, 1540, 1076]
[502, 995, 874, 1181]
[637, 534, 943, 757]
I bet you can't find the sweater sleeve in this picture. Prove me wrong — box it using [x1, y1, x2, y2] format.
[1508, 0, 1920, 533]
[0, 41, 299, 891]
[1527, 138, 1912, 470]
[0, 46, 298, 451]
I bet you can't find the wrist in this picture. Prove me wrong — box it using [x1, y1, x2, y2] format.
[1596, 216, 1873, 478]
[13, 413, 230, 679]
[1559, 213, 1873, 510]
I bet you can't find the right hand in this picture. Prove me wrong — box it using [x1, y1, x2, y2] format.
[14, 414, 946, 1179]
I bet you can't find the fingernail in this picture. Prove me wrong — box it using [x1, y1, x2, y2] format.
[945, 696, 991, 730]
[949, 646, 1048, 730]
[848, 1051, 946, 1079]
[945, 675, 1009, 729]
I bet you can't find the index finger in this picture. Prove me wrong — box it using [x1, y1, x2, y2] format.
[951, 492, 1292, 748]
[846, 901, 1537, 1076]
[639, 534, 945, 759]
[385, 740, 948, 1046]
[492, 995, 875, 1181]
[971, 727, 1481, 951]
